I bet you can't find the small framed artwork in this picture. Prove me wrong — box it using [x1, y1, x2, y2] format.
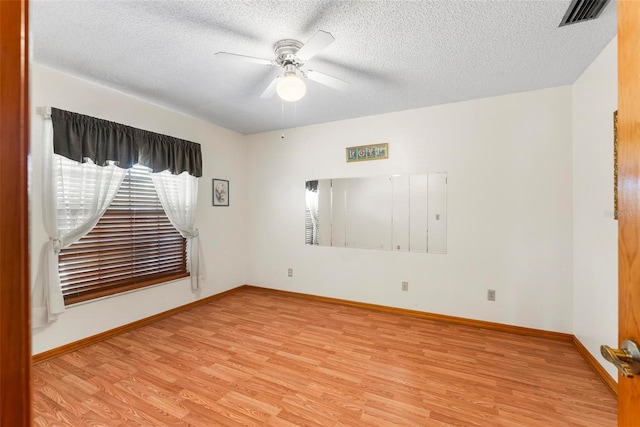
[212, 179, 229, 207]
[346, 143, 389, 163]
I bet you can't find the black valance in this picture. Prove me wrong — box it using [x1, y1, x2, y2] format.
[51, 108, 203, 177]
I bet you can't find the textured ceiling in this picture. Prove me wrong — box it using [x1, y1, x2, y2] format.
[32, 0, 617, 135]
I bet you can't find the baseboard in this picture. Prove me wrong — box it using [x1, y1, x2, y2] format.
[33, 284, 616, 400]
[572, 336, 618, 397]
[244, 285, 573, 342]
[249, 286, 622, 395]
[32, 285, 248, 364]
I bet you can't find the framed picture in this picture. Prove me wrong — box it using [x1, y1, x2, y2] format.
[346, 142, 389, 163]
[614, 110, 618, 220]
[212, 179, 229, 207]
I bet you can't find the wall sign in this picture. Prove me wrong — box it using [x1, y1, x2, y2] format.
[346, 143, 389, 163]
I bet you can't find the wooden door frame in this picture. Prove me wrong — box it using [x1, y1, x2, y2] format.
[0, 0, 32, 426]
[617, 0, 640, 424]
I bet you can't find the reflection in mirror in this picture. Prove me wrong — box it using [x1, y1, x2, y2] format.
[330, 179, 347, 247]
[304, 180, 319, 245]
[305, 173, 447, 253]
[318, 179, 332, 245]
[427, 173, 447, 254]
[409, 174, 428, 252]
[392, 175, 409, 252]
[346, 176, 392, 250]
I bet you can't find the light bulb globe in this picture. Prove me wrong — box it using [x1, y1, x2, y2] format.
[276, 73, 306, 102]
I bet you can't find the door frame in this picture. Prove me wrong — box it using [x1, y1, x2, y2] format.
[617, 0, 640, 424]
[0, 0, 32, 425]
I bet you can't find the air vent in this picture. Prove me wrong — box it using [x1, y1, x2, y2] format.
[559, 0, 611, 26]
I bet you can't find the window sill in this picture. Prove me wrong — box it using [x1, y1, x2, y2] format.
[63, 272, 191, 307]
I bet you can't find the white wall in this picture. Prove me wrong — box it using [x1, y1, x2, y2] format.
[30, 64, 248, 354]
[246, 86, 574, 333]
[31, 41, 618, 356]
[572, 37, 618, 380]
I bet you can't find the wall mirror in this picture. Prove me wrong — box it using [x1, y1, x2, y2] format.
[305, 173, 447, 253]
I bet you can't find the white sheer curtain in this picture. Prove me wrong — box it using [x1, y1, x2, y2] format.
[305, 189, 319, 244]
[32, 118, 126, 328]
[151, 170, 205, 290]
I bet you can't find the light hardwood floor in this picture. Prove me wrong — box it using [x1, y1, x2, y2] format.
[33, 287, 617, 426]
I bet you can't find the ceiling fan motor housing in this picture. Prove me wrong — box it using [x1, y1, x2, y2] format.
[274, 39, 305, 68]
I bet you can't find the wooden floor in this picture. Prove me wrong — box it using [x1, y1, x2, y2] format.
[33, 287, 617, 426]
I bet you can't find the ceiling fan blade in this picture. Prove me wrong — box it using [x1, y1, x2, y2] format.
[296, 30, 335, 61]
[260, 75, 281, 99]
[305, 70, 349, 91]
[215, 52, 275, 66]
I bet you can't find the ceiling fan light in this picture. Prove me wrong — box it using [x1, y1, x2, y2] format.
[276, 73, 306, 102]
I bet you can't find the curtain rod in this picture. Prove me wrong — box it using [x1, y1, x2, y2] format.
[36, 106, 51, 119]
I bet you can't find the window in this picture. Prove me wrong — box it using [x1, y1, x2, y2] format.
[58, 164, 188, 304]
[304, 180, 319, 245]
[304, 205, 316, 245]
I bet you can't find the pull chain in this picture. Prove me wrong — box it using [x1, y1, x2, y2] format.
[281, 98, 285, 140]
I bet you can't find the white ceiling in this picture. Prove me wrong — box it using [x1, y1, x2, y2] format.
[32, 0, 617, 135]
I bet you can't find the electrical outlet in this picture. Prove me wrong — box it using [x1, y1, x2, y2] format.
[402, 281, 409, 291]
[487, 289, 496, 301]
[288, 268, 293, 278]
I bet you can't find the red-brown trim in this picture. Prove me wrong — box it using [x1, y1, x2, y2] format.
[572, 336, 618, 398]
[64, 272, 190, 305]
[247, 285, 573, 342]
[0, 0, 31, 425]
[617, 0, 640, 421]
[36, 284, 618, 400]
[32, 286, 246, 364]
[35, 284, 575, 366]
[256, 286, 622, 394]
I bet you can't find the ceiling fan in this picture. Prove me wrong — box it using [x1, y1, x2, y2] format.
[215, 30, 349, 102]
